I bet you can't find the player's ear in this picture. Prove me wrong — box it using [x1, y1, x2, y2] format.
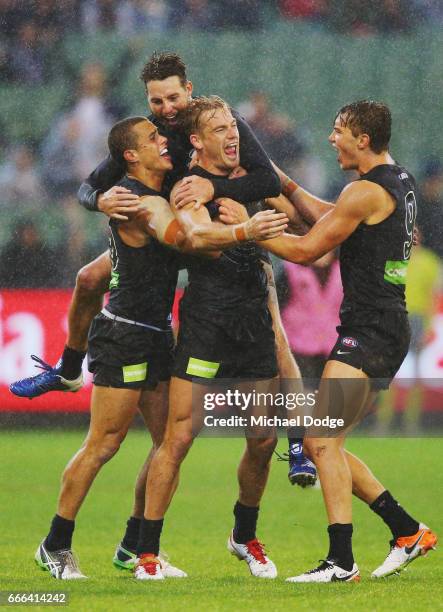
[124, 148, 138, 163]
[190, 133, 203, 151]
[185, 80, 193, 98]
[358, 133, 370, 150]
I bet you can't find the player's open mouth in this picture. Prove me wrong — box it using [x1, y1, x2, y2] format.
[160, 147, 171, 161]
[225, 144, 238, 159]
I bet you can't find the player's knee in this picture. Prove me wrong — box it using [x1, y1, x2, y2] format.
[303, 438, 329, 462]
[164, 431, 193, 463]
[247, 435, 277, 461]
[76, 263, 106, 294]
[87, 432, 124, 465]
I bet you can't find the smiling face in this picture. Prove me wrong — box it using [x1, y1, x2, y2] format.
[328, 114, 365, 171]
[146, 76, 193, 128]
[127, 120, 173, 172]
[191, 107, 240, 174]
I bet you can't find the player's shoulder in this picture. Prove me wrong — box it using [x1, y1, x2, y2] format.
[337, 180, 386, 218]
[339, 179, 384, 202]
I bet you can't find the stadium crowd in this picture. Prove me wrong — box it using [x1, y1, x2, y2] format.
[0, 0, 442, 83]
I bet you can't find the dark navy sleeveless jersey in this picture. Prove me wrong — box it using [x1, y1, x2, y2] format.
[339, 164, 417, 314]
[107, 176, 179, 327]
[181, 166, 269, 311]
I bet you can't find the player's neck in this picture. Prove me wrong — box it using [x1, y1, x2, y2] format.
[127, 167, 164, 191]
[358, 151, 395, 175]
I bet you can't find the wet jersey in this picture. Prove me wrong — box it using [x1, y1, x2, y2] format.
[181, 166, 269, 312]
[339, 164, 417, 315]
[107, 176, 179, 327]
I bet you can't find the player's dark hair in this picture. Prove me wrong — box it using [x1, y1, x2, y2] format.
[108, 116, 147, 165]
[140, 52, 188, 86]
[336, 100, 391, 154]
[180, 95, 229, 136]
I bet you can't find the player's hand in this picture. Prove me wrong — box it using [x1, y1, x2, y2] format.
[97, 186, 141, 221]
[217, 198, 249, 225]
[174, 175, 215, 210]
[244, 209, 288, 241]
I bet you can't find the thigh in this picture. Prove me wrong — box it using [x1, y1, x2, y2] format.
[87, 385, 141, 441]
[306, 359, 373, 438]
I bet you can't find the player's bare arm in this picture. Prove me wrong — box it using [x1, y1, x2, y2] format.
[170, 182, 289, 251]
[221, 166, 309, 235]
[271, 162, 335, 225]
[115, 194, 187, 251]
[262, 180, 394, 264]
[265, 192, 311, 235]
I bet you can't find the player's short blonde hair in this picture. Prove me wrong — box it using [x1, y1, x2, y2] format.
[180, 95, 230, 136]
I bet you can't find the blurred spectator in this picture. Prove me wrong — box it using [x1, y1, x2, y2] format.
[278, 251, 342, 383]
[10, 21, 46, 84]
[391, 231, 441, 430]
[0, 144, 45, 206]
[328, 0, 413, 35]
[417, 157, 443, 259]
[169, 0, 214, 31]
[0, 219, 62, 287]
[213, 0, 265, 30]
[239, 91, 327, 194]
[33, 0, 75, 45]
[238, 91, 305, 174]
[278, 0, 328, 23]
[406, 230, 441, 357]
[0, 39, 12, 82]
[81, 0, 119, 33]
[116, 0, 170, 34]
[0, 0, 29, 42]
[413, 0, 443, 23]
[42, 61, 113, 196]
[376, 0, 413, 32]
[41, 115, 85, 197]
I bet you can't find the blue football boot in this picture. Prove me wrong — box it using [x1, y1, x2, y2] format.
[10, 355, 83, 399]
[288, 442, 317, 487]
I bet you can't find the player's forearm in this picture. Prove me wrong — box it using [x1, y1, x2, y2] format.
[187, 221, 245, 251]
[266, 193, 311, 235]
[261, 233, 317, 265]
[287, 186, 334, 225]
[272, 163, 334, 224]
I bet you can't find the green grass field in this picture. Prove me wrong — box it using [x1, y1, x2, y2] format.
[0, 431, 441, 611]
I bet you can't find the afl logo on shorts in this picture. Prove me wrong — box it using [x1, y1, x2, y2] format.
[342, 336, 358, 348]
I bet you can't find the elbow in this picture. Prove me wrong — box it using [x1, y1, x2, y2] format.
[77, 182, 87, 202]
[299, 250, 317, 265]
[301, 249, 324, 265]
[285, 248, 316, 266]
